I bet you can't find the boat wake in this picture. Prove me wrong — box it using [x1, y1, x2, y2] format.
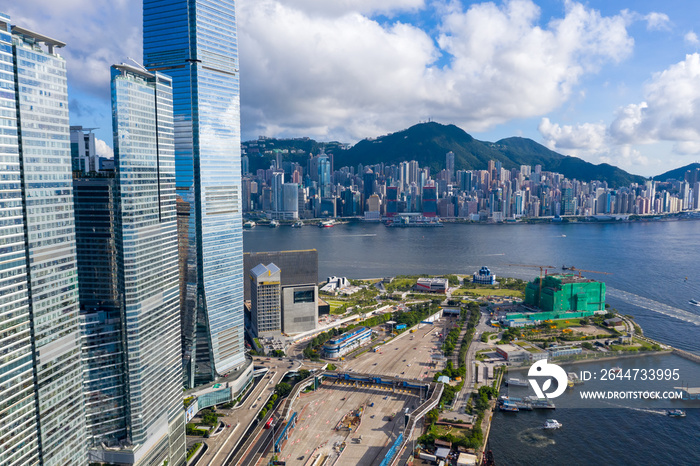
[517, 428, 556, 447]
[602, 402, 667, 416]
[606, 288, 700, 326]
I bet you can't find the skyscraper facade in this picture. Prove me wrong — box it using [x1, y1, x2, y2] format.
[73, 174, 126, 448]
[144, 0, 247, 387]
[108, 64, 186, 464]
[70, 126, 98, 172]
[0, 16, 87, 465]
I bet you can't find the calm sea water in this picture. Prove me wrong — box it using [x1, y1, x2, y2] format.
[243, 220, 700, 465]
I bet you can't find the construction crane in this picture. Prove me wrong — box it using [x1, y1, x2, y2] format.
[506, 264, 556, 307]
[564, 266, 612, 277]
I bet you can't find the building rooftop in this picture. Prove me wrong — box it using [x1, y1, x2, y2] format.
[547, 273, 597, 285]
[250, 263, 281, 279]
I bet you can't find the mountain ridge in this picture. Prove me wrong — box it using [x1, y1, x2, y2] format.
[244, 122, 659, 187]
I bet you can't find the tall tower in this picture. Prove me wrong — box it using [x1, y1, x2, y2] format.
[144, 0, 247, 386]
[445, 151, 455, 183]
[0, 15, 87, 466]
[109, 64, 186, 465]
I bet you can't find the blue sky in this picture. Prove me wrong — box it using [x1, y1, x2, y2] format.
[7, 0, 700, 176]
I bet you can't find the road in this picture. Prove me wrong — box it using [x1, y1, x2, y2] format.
[451, 308, 490, 414]
[194, 357, 324, 466]
[343, 321, 443, 383]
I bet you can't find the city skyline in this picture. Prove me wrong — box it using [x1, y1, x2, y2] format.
[6, 0, 700, 176]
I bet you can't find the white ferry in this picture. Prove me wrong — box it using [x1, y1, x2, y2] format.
[544, 419, 562, 429]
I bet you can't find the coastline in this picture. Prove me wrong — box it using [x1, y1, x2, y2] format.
[244, 212, 700, 227]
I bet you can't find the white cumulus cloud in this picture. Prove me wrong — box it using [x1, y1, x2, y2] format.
[6, 1, 141, 98]
[684, 31, 699, 46]
[7, 0, 638, 144]
[538, 118, 607, 152]
[239, 0, 634, 141]
[610, 53, 700, 152]
[643, 12, 671, 31]
[95, 138, 114, 159]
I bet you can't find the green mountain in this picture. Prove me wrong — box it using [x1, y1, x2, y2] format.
[331, 122, 646, 187]
[653, 163, 700, 182]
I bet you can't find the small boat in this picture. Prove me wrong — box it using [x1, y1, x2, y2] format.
[319, 220, 335, 228]
[611, 367, 622, 374]
[667, 410, 686, 418]
[269, 220, 279, 228]
[544, 419, 562, 429]
[506, 378, 529, 387]
[291, 221, 304, 228]
[689, 299, 700, 307]
[243, 221, 256, 229]
[499, 400, 519, 412]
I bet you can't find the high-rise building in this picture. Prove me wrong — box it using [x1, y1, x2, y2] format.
[250, 263, 282, 337]
[319, 154, 331, 198]
[445, 151, 455, 182]
[72, 174, 126, 451]
[243, 250, 318, 300]
[283, 183, 300, 219]
[70, 125, 99, 172]
[0, 16, 87, 466]
[144, 0, 248, 387]
[422, 185, 438, 217]
[94, 63, 186, 465]
[271, 170, 284, 212]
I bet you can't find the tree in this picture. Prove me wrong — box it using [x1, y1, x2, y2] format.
[275, 382, 292, 398]
[298, 369, 311, 380]
[425, 409, 439, 426]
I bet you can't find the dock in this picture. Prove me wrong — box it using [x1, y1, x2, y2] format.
[672, 348, 700, 364]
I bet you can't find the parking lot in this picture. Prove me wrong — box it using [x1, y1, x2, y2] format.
[343, 319, 446, 381]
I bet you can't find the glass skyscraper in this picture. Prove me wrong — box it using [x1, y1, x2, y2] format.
[0, 15, 87, 466]
[73, 174, 127, 447]
[143, 0, 246, 386]
[105, 63, 186, 465]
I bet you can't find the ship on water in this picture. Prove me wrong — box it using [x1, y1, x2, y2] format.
[506, 377, 529, 387]
[385, 214, 443, 227]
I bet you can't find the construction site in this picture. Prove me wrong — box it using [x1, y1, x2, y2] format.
[259, 371, 442, 466]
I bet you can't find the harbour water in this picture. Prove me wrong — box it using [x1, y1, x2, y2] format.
[243, 220, 700, 464]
